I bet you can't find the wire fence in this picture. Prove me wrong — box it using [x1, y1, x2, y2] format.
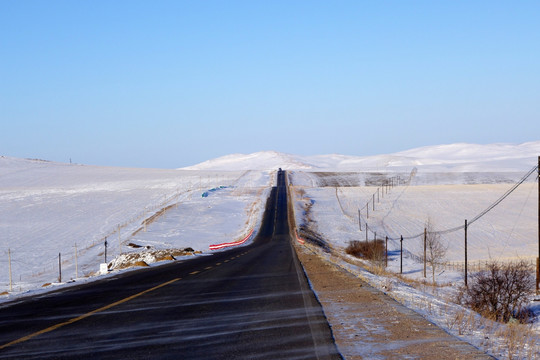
[444, 258, 537, 272]
[360, 164, 538, 242]
[2, 171, 255, 292]
[290, 162, 539, 279]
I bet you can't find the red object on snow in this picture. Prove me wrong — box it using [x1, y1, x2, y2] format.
[209, 229, 254, 250]
[296, 231, 305, 245]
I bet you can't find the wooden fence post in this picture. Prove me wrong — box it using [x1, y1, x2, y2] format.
[75, 243, 78, 279]
[465, 219, 468, 287]
[400, 235, 403, 274]
[58, 253, 62, 283]
[8, 248, 12, 292]
[118, 225, 121, 255]
[385, 236, 388, 268]
[365, 224, 368, 242]
[423, 228, 427, 278]
[366, 203, 369, 219]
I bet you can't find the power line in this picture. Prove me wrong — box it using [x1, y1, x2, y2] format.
[468, 165, 538, 226]
[376, 164, 539, 241]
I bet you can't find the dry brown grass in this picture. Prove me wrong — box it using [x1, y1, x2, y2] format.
[345, 239, 384, 261]
[496, 322, 540, 359]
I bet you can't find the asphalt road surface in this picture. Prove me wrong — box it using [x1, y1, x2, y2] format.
[0, 170, 342, 359]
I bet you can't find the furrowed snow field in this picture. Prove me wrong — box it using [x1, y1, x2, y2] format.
[0, 156, 272, 298]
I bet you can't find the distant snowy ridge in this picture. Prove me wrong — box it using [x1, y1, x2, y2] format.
[180, 142, 540, 172]
[180, 151, 313, 171]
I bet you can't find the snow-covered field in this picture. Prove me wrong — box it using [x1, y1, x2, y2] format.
[0, 156, 272, 298]
[290, 179, 537, 264]
[1, 141, 539, 358]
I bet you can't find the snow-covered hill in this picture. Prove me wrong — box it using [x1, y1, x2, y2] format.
[181, 142, 540, 173]
[181, 151, 314, 171]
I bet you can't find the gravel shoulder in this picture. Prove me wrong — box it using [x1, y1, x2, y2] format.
[294, 244, 494, 360]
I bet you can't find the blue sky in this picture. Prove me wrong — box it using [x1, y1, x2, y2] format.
[1, 1, 539, 168]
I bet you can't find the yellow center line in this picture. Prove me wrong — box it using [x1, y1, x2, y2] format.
[0, 277, 181, 351]
[204, 266, 213, 270]
[215, 262, 222, 266]
[224, 260, 230, 263]
[189, 271, 200, 275]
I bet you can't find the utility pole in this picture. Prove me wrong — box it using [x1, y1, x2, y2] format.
[358, 209, 362, 231]
[8, 249, 12, 292]
[537, 156, 540, 294]
[465, 219, 468, 287]
[104, 238, 108, 263]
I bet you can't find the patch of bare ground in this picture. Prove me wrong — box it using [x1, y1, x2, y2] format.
[294, 244, 493, 359]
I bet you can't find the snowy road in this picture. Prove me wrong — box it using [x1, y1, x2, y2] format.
[0, 170, 341, 360]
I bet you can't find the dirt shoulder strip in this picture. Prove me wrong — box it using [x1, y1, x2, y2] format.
[294, 245, 494, 360]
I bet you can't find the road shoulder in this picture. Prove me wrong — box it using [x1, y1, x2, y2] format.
[294, 244, 493, 359]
